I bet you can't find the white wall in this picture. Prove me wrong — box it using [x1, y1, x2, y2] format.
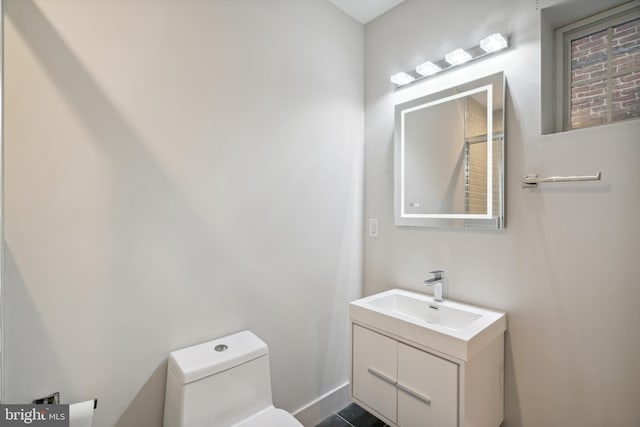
[364, 0, 640, 426]
[0, 0, 4, 405]
[3, 1, 363, 426]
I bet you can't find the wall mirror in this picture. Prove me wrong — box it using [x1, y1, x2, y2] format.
[394, 72, 505, 229]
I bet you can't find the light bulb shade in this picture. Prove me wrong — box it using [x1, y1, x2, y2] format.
[390, 72, 415, 86]
[445, 49, 472, 66]
[480, 33, 508, 53]
[416, 61, 442, 77]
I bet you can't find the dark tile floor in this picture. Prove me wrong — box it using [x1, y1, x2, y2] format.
[315, 403, 390, 427]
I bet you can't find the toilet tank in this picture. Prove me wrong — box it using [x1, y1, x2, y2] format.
[164, 331, 274, 427]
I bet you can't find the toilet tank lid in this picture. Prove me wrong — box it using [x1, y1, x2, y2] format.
[168, 330, 268, 384]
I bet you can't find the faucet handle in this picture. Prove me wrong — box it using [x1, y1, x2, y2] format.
[429, 270, 444, 279]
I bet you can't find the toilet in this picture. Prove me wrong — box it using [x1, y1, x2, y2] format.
[163, 330, 303, 427]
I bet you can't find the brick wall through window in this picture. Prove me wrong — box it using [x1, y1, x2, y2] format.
[569, 17, 640, 129]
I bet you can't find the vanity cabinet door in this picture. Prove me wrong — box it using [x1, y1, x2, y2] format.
[397, 342, 458, 427]
[352, 325, 397, 424]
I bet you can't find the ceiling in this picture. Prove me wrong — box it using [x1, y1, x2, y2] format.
[326, 0, 406, 24]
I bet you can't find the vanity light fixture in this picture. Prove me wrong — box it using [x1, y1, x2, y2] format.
[444, 49, 472, 66]
[390, 33, 509, 87]
[390, 72, 415, 86]
[480, 33, 508, 53]
[416, 61, 442, 77]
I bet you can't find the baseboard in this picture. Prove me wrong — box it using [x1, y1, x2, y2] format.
[292, 382, 350, 427]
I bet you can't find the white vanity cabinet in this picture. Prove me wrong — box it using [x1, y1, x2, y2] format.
[397, 340, 458, 427]
[351, 322, 504, 427]
[352, 324, 398, 422]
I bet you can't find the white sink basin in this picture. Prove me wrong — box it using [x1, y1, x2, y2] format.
[366, 292, 483, 331]
[350, 289, 506, 361]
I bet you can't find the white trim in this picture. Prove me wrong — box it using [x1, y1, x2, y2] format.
[291, 382, 350, 427]
[486, 88, 493, 217]
[0, 0, 5, 404]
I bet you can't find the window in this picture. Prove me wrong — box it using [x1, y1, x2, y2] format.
[555, 2, 640, 131]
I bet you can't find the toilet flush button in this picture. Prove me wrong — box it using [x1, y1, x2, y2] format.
[214, 344, 228, 352]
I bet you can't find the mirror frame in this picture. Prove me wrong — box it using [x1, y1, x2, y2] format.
[394, 71, 506, 229]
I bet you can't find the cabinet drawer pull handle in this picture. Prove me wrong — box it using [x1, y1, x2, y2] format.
[397, 383, 432, 405]
[367, 368, 432, 405]
[367, 368, 396, 386]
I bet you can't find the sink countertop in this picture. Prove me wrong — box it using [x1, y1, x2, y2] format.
[349, 288, 507, 361]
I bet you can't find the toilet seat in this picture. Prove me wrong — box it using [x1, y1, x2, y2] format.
[232, 407, 302, 427]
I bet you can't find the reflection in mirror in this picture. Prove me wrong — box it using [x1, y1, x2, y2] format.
[394, 72, 505, 229]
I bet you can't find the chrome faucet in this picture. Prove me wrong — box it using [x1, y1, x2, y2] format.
[423, 270, 445, 302]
